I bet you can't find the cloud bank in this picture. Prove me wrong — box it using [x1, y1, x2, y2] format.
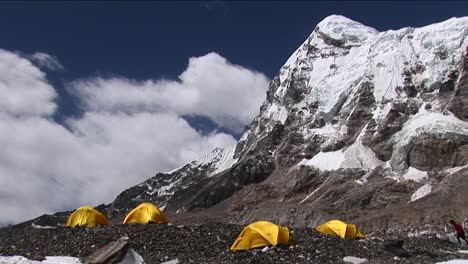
[69, 53, 268, 133]
[0, 50, 268, 225]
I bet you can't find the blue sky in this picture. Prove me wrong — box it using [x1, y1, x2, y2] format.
[0, 1, 467, 224]
[2, 1, 467, 79]
[1, 1, 467, 129]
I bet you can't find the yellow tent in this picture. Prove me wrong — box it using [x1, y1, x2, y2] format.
[230, 221, 291, 252]
[123, 202, 168, 224]
[315, 220, 365, 239]
[64, 206, 109, 228]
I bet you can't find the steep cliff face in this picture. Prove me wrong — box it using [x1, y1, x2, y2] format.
[105, 15, 468, 230]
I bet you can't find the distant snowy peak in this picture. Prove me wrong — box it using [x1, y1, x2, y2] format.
[315, 14, 379, 44]
[279, 15, 467, 103]
[244, 15, 467, 136]
[235, 15, 467, 178]
[164, 145, 238, 179]
[193, 145, 238, 176]
[281, 15, 379, 74]
[120, 144, 238, 212]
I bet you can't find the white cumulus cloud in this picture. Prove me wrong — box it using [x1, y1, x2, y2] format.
[29, 52, 64, 71]
[69, 52, 269, 133]
[0, 49, 267, 225]
[0, 50, 57, 116]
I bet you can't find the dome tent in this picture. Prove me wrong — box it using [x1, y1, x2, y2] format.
[123, 202, 168, 224]
[65, 206, 109, 228]
[315, 220, 365, 239]
[230, 221, 291, 252]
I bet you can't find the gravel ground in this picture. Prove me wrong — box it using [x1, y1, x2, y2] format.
[0, 223, 465, 263]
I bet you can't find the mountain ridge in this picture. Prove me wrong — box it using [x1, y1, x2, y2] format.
[20, 15, 468, 231]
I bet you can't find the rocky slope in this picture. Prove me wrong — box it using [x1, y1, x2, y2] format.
[1, 223, 467, 264]
[20, 15, 468, 232]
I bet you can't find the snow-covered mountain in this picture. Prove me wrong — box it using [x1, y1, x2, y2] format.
[103, 15, 468, 230]
[239, 15, 467, 172]
[29, 15, 467, 231]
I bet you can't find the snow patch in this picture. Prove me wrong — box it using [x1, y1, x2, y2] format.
[156, 180, 179, 196]
[300, 140, 383, 171]
[300, 149, 344, 171]
[407, 229, 432, 238]
[311, 124, 341, 138]
[31, 223, 55, 229]
[445, 165, 468, 175]
[372, 103, 392, 121]
[398, 113, 468, 138]
[342, 256, 369, 264]
[0, 256, 81, 264]
[341, 140, 385, 170]
[265, 103, 288, 124]
[403, 167, 428, 182]
[410, 184, 432, 202]
[210, 145, 238, 176]
[390, 112, 468, 172]
[195, 147, 224, 165]
[355, 171, 373, 185]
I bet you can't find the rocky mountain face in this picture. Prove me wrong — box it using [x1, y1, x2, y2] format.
[33, 15, 468, 232]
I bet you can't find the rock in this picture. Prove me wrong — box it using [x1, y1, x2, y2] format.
[384, 240, 410, 258]
[1, 223, 465, 263]
[407, 137, 468, 170]
[118, 248, 145, 264]
[30, 255, 46, 261]
[343, 256, 369, 264]
[85, 236, 129, 264]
